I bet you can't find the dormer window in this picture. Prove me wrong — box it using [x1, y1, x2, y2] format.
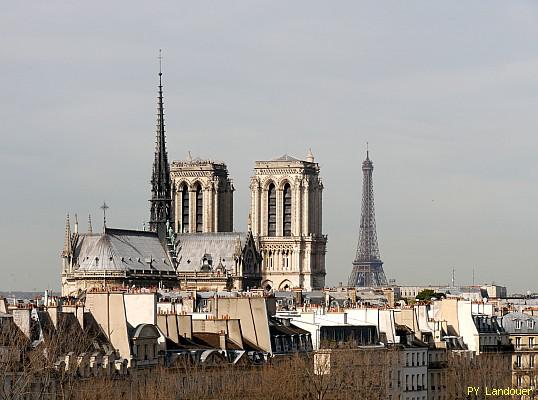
[516, 320, 522, 330]
[528, 320, 535, 329]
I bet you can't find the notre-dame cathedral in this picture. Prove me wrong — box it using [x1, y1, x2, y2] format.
[61, 70, 326, 295]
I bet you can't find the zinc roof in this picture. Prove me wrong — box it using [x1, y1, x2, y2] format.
[75, 228, 174, 272]
[175, 232, 247, 272]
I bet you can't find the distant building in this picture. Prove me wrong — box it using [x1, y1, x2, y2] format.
[397, 286, 443, 300]
[481, 284, 507, 299]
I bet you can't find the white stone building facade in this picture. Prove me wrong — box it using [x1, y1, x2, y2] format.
[170, 159, 234, 233]
[249, 152, 327, 291]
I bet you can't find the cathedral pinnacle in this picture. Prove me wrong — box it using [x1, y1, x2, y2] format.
[63, 214, 72, 257]
[88, 214, 93, 234]
[306, 148, 315, 163]
[100, 202, 109, 232]
[149, 50, 172, 240]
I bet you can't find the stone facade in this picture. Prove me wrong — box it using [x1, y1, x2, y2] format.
[170, 159, 234, 233]
[502, 312, 538, 393]
[249, 152, 327, 291]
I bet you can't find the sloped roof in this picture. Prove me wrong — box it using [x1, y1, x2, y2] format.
[75, 228, 174, 272]
[175, 232, 247, 272]
[501, 312, 538, 334]
[272, 154, 301, 162]
[192, 332, 243, 350]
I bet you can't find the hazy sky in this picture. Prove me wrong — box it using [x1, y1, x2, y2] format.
[1, 1, 537, 293]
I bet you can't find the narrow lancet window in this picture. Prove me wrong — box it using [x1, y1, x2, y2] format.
[181, 185, 189, 233]
[196, 184, 203, 232]
[283, 183, 292, 236]
[268, 184, 276, 236]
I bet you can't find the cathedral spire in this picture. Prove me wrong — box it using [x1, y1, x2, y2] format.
[149, 49, 172, 240]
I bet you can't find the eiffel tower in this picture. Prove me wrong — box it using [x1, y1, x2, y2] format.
[348, 149, 388, 287]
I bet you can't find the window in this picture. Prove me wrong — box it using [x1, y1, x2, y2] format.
[275, 337, 281, 352]
[531, 355, 535, 368]
[516, 355, 522, 368]
[283, 183, 292, 236]
[528, 320, 535, 329]
[530, 337, 535, 349]
[195, 184, 203, 232]
[283, 250, 289, 269]
[516, 320, 522, 329]
[268, 184, 276, 236]
[516, 337, 522, 349]
[181, 185, 189, 233]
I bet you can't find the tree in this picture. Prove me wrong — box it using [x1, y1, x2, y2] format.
[415, 289, 444, 301]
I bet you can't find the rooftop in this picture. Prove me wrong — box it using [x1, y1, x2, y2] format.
[75, 228, 174, 273]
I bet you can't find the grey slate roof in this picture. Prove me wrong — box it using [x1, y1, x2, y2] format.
[75, 228, 174, 272]
[272, 154, 301, 162]
[175, 232, 247, 272]
[501, 312, 538, 334]
[472, 315, 504, 334]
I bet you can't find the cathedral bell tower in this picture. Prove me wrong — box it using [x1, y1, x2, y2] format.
[249, 151, 327, 291]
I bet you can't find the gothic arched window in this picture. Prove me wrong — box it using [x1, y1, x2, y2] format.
[195, 184, 203, 232]
[181, 185, 189, 233]
[268, 184, 276, 236]
[283, 183, 292, 236]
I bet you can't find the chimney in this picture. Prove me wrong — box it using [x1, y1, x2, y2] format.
[12, 309, 31, 338]
[219, 330, 227, 350]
